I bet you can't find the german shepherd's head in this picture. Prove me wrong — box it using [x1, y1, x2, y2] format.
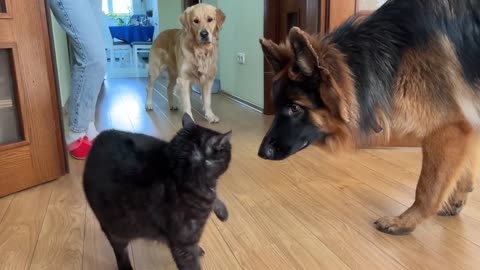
[258, 27, 360, 160]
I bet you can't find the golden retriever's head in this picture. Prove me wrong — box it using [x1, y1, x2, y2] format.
[179, 3, 226, 45]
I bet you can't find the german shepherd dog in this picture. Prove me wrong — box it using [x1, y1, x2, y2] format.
[258, 0, 480, 235]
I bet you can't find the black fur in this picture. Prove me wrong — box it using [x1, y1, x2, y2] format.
[329, 0, 480, 136]
[83, 113, 232, 270]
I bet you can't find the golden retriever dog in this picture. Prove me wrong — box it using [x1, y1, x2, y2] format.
[145, 3, 226, 124]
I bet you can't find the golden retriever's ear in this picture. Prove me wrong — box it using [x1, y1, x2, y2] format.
[215, 8, 226, 31]
[179, 7, 191, 31]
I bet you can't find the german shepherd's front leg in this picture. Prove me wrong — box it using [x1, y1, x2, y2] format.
[375, 122, 475, 235]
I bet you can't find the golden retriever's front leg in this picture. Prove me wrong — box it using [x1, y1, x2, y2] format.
[177, 77, 194, 121]
[201, 79, 219, 123]
[375, 122, 474, 235]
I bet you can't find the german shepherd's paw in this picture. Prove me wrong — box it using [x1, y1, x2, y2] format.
[437, 199, 466, 216]
[374, 216, 415, 235]
[205, 111, 220, 124]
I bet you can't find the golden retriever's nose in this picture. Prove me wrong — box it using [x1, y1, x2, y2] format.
[200, 29, 209, 39]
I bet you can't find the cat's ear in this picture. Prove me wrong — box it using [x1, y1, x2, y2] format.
[207, 131, 232, 149]
[219, 131, 232, 146]
[182, 113, 195, 128]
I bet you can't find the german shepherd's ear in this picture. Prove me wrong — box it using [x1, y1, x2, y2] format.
[259, 38, 291, 74]
[289, 27, 355, 123]
[288, 27, 320, 76]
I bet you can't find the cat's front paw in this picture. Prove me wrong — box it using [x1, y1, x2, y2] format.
[213, 199, 229, 222]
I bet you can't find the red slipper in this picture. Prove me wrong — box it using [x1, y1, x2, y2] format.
[67, 136, 93, 160]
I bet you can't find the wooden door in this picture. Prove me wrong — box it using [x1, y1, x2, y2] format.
[0, 0, 67, 197]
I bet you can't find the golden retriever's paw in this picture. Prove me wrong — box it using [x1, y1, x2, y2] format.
[205, 112, 220, 123]
[169, 100, 180, 111]
[145, 102, 154, 111]
[374, 216, 415, 235]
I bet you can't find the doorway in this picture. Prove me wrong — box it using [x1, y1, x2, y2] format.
[101, 0, 158, 79]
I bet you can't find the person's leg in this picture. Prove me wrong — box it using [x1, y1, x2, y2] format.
[49, 0, 106, 147]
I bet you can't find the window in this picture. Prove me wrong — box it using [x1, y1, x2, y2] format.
[102, 0, 132, 15]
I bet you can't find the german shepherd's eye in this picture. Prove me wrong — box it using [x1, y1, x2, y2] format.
[193, 18, 200, 24]
[288, 103, 304, 116]
[291, 64, 300, 74]
[207, 17, 213, 23]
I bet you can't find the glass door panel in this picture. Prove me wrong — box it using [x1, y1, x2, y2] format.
[0, 48, 22, 145]
[0, 0, 5, 13]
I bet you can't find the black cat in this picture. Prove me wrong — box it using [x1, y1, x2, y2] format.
[83, 113, 232, 270]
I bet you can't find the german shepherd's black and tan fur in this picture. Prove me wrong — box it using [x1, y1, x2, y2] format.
[258, 0, 480, 235]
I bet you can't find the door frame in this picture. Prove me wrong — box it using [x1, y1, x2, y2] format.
[43, 0, 70, 173]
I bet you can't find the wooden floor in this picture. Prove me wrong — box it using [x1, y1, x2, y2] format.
[1, 78, 480, 270]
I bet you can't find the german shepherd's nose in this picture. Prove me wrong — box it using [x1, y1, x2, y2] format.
[258, 137, 275, 160]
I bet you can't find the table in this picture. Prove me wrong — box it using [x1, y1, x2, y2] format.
[109, 26, 155, 45]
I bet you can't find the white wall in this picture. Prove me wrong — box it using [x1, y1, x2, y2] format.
[215, 0, 264, 108]
[358, 0, 388, 10]
[157, 0, 182, 32]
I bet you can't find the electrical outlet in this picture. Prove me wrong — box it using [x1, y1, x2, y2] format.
[236, 52, 246, 64]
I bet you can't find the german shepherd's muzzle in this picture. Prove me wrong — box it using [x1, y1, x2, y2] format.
[258, 78, 327, 160]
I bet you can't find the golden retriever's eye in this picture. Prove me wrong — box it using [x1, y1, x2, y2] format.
[207, 17, 213, 23]
[193, 18, 200, 24]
